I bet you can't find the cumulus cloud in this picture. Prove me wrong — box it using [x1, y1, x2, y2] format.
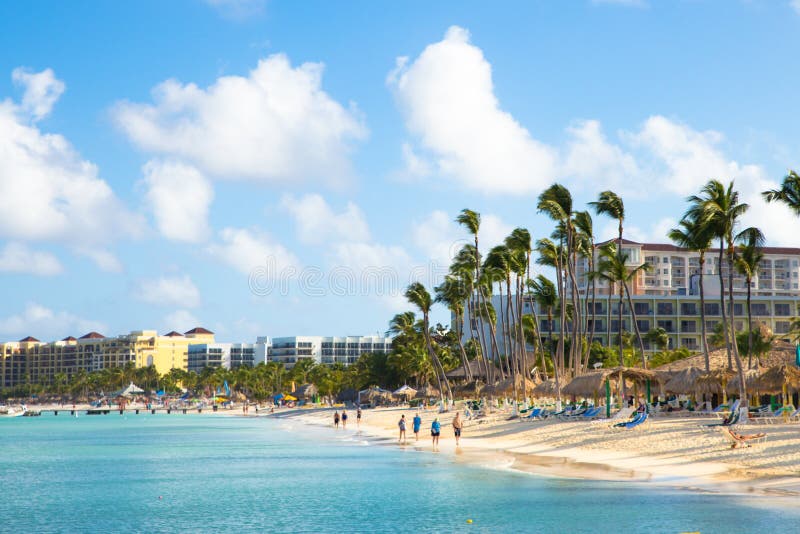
[280, 193, 370, 245]
[0, 71, 142, 247]
[561, 120, 640, 191]
[207, 227, 299, 276]
[791, 0, 800, 15]
[388, 26, 557, 194]
[11, 67, 65, 121]
[411, 210, 513, 266]
[134, 275, 201, 308]
[0, 302, 106, 340]
[75, 248, 124, 273]
[142, 160, 213, 243]
[0, 242, 63, 276]
[113, 55, 367, 187]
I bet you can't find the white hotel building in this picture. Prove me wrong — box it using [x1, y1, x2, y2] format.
[187, 343, 257, 373]
[256, 335, 393, 367]
[460, 239, 800, 355]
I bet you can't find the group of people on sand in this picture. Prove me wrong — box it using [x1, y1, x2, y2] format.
[332, 408, 362, 429]
[398, 411, 463, 450]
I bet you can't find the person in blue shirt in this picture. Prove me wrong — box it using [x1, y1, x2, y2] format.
[412, 413, 422, 441]
[431, 417, 441, 450]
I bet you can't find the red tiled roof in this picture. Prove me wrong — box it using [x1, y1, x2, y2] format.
[61, 336, 77, 342]
[595, 239, 800, 255]
[79, 331, 105, 339]
[184, 327, 213, 335]
[19, 336, 39, 342]
[163, 331, 184, 337]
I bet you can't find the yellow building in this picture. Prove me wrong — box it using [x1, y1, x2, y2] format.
[0, 327, 215, 389]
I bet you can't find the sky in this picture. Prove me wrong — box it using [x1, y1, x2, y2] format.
[0, 0, 799, 343]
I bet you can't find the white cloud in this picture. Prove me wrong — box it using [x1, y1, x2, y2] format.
[0, 302, 106, 340]
[135, 275, 201, 308]
[11, 67, 65, 121]
[204, 0, 266, 19]
[142, 160, 213, 243]
[113, 55, 367, 187]
[599, 217, 677, 244]
[207, 227, 299, 276]
[388, 26, 557, 194]
[75, 248, 123, 273]
[0, 242, 62, 276]
[561, 119, 639, 191]
[791, 0, 800, 15]
[163, 309, 201, 334]
[0, 75, 143, 246]
[280, 193, 370, 245]
[411, 210, 513, 267]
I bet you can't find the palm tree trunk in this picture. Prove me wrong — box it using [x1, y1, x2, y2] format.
[717, 240, 732, 369]
[624, 281, 648, 368]
[456, 311, 473, 382]
[699, 251, 710, 373]
[618, 285, 624, 364]
[529, 295, 548, 380]
[746, 277, 753, 369]
[422, 313, 451, 404]
[727, 243, 747, 409]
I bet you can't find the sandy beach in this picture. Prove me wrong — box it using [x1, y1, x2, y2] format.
[275, 405, 800, 497]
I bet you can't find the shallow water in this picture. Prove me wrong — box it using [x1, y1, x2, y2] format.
[1, 413, 797, 533]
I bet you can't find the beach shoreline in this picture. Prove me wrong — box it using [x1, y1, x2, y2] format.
[273, 405, 800, 498]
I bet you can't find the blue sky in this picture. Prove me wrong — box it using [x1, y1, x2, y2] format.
[1, 0, 799, 342]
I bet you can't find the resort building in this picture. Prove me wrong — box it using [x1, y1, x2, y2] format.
[187, 343, 257, 373]
[0, 328, 215, 388]
[257, 335, 393, 368]
[459, 240, 800, 356]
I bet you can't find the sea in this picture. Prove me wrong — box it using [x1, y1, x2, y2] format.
[1, 412, 798, 533]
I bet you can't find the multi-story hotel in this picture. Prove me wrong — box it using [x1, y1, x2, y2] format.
[258, 335, 393, 367]
[460, 239, 800, 355]
[187, 343, 257, 373]
[0, 327, 215, 389]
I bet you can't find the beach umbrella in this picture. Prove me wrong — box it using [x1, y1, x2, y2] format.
[532, 379, 558, 398]
[283, 394, 297, 402]
[755, 364, 800, 397]
[663, 367, 705, 395]
[393, 385, 417, 398]
[414, 385, 440, 399]
[453, 380, 484, 398]
[562, 371, 613, 398]
[696, 369, 735, 404]
[483, 376, 538, 398]
[445, 360, 488, 381]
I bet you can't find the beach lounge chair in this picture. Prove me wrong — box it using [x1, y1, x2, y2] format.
[578, 406, 602, 420]
[589, 406, 635, 426]
[703, 409, 740, 428]
[753, 406, 795, 425]
[523, 408, 542, 420]
[614, 411, 648, 429]
[721, 427, 767, 448]
[558, 407, 588, 420]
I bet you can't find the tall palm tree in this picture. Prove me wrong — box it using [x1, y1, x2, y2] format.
[405, 282, 451, 402]
[590, 191, 626, 251]
[691, 179, 750, 407]
[762, 170, 800, 215]
[528, 275, 558, 394]
[536, 237, 566, 388]
[735, 227, 765, 369]
[594, 243, 651, 368]
[435, 275, 473, 381]
[668, 215, 714, 372]
[505, 228, 534, 396]
[573, 210, 595, 375]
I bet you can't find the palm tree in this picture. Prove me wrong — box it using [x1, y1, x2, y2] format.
[690, 179, 750, 407]
[644, 327, 669, 352]
[762, 170, 800, 215]
[528, 275, 558, 392]
[573, 210, 595, 375]
[435, 275, 472, 381]
[735, 227, 765, 369]
[594, 243, 651, 368]
[786, 317, 800, 344]
[405, 282, 451, 402]
[590, 191, 626, 251]
[668, 215, 714, 372]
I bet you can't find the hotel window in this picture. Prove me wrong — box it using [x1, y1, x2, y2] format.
[704, 303, 720, 315]
[775, 304, 790, 316]
[657, 302, 673, 315]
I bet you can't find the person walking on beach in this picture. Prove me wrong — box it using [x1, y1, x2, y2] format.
[357, 407, 362, 427]
[398, 414, 407, 443]
[413, 412, 422, 441]
[334, 410, 340, 429]
[341, 410, 348, 428]
[431, 417, 441, 450]
[452, 412, 463, 446]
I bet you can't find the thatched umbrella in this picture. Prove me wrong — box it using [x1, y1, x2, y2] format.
[453, 380, 484, 398]
[393, 385, 417, 400]
[359, 387, 394, 405]
[484, 376, 538, 397]
[755, 364, 800, 397]
[294, 383, 318, 399]
[414, 385, 441, 399]
[663, 367, 705, 396]
[726, 369, 761, 395]
[562, 370, 613, 398]
[445, 360, 487, 381]
[696, 369, 735, 403]
[532, 379, 558, 398]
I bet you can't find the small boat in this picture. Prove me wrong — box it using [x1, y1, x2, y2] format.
[22, 410, 42, 417]
[0, 405, 27, 417]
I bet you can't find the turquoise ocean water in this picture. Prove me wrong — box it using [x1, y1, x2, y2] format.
[1, 413, 798, 533]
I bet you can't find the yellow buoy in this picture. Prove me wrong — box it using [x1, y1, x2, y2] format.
[466, 519, 473, 524]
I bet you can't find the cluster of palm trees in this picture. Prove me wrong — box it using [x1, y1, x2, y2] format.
[398, 171, 800, 409]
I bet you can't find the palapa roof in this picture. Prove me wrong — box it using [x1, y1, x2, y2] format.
[484, 375, 538, 397]
[755, 365, 800, 394]
[656, 339, 796, 372]
[562, 370, 614, 397]
[414, 385, 441, 399]
[294, 383, 318, 398]
[663, 367, 706, 395]
[445, 360, 488, 379]
[532, 378, 559, 397]
[453, 380, 485, 396]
